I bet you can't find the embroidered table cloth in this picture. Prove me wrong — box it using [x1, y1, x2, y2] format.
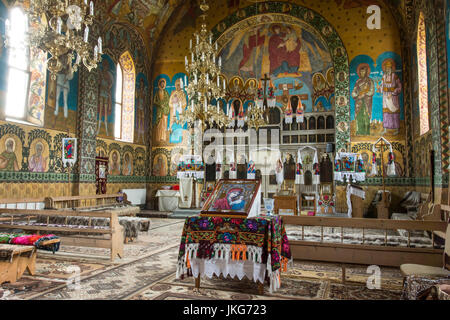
[176, 215, 291, 292]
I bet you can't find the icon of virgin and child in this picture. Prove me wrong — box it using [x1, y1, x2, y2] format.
[213, 188, 246, 211]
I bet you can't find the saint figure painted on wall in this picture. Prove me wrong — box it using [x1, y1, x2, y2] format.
[97, 59, 114, 136]
[135, 77, 148, 144]
[269, 24, 301, 77]
[352, 63, 375, 136]
[28, 142, 48, 172]
[0, 138, 19, 171]
[109, 151, 121, 176]
[380, 59, 402, 135]
[153, 78, 170, 143]
[169, 78, 187, 135]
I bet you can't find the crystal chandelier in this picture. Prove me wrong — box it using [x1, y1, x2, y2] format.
[5, 0, 102, 79]
[180, 0, 229, 131]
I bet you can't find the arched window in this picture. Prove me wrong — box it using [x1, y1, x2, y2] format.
[5, 7, 47, 126]
[114, 51, 135, 142]
[417, 12, 429, 135]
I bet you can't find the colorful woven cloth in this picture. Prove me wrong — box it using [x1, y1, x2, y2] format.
[177, 215, 291, 292]
[0, 233, 60, 252]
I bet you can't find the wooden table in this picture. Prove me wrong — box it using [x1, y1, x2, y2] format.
[274, 195, 298, 216]
[0, 244, 36, 284]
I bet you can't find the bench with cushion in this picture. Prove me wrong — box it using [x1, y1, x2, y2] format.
[0, 209, 124, 261]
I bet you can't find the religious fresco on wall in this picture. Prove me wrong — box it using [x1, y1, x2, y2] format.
[97, 54, 117, 139]
[352, 142, 406, 178]
[104, 23, 149, 75]
[135, 72, 149, 145]
[96, 138, 146, 177]
[122, 151, 133, 176]
[219, 22, 332, 96]
[0, 134, 21, 171]
[152, 73, 189, 147]
[152, 152, 169, 176]
[45, 66, 79, 133]
[109, 149, 121, 175]
[214, 20, 335, 121]
[349, 52, 404, 142]
[108, 0, 166, 31]
[0, 122, 78, 178]
[27, 48, 47, 126]
[28, 138, 49, 173]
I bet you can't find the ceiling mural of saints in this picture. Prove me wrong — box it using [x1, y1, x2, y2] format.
[218, 21, 333, 114]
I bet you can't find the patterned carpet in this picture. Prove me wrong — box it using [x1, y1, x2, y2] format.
[0, 218, 404, 300]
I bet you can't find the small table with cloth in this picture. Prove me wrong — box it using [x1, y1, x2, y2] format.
[176, 215, 291, 294]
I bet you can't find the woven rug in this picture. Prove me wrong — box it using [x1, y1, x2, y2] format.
[1, 218, 404, 300]
[128, 259, 403, 300]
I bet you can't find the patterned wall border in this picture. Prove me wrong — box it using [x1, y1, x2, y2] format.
[210, 1, 350, 152]
[0, 172, 96, 183]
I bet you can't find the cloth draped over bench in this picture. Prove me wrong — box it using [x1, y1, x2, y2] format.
[35, 216, 150, 239]
[177, 215, 292, 293]
[0, 233, 60, 253]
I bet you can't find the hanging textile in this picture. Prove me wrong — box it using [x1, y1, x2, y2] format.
[227, 100, 235, 128]
[237, 99, 245, 128]
[229, 149, 237, 179]
[371, 145, 378, 176]
[275, 156, 284, 185]
[295, 149, 304, 185]
[267, 80, 276, 108]
[284, 97, 293, 124]
[334, 152, 341, 181]
[247, 160, 256, 180]
[216, 150, 223, 180]
[295, 97, 304, 123]
[312, 151, 320, 185]
[256, 80, 264, 109]
[387, 145, 396, 176]
[355, 154, 365, 182]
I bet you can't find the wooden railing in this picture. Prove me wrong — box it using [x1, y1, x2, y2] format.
[282, 215, 448, 267]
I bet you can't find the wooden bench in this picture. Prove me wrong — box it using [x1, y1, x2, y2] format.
[0, 238, 60, 284]
[44, 194, 140, 216]
[0, 209, 124, 261]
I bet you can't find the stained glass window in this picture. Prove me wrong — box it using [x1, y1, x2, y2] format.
[417, 12, 429, 136]
[115, 51, 135, 142]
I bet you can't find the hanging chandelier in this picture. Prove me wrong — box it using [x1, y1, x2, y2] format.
[179, 0, 229, 131]
[5, 0, 102, 79]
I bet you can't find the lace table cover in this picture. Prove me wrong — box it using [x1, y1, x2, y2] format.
[176, 215, 291, 293]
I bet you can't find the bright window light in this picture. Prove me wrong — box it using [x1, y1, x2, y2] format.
[5, 7, 29, 119]
[114, 64, 123, 139]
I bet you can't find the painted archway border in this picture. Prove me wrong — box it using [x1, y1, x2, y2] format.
[211, 1, 350, 152]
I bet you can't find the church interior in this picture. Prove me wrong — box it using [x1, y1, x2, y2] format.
[0, 0, 449, 302]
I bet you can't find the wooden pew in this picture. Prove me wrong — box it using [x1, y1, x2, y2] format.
[0, 209, 124, 261]
[44, 193, 140, 216]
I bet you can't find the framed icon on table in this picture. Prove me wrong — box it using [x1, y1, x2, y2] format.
[201, 179, 261, 218]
